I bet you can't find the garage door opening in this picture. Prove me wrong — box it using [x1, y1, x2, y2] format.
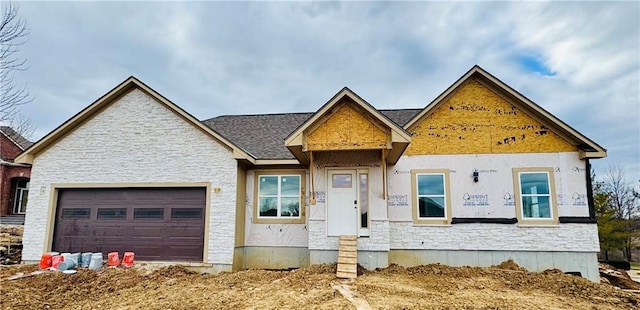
[52, 187, 206, 262]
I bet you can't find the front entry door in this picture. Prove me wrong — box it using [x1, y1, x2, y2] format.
[327, 170, 358, 236]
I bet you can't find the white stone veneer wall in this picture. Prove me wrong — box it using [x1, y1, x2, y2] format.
[309, 219, 390, 251]
[390, 222, 599, 252]
[22, 89, 238, 266]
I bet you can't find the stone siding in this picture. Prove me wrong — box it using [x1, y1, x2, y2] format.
[22, 89, 238, 265]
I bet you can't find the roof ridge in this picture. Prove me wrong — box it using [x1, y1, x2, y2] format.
[202, 108, 422, 122]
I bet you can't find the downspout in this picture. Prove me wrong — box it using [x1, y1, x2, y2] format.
[585, 158, 596, 221]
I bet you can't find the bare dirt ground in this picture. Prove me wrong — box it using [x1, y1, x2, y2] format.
[1, 261, 639, 310]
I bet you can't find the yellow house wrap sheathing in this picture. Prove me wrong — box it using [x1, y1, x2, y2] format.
[306, 102, 390, 151]
[406, 79, 576, 155]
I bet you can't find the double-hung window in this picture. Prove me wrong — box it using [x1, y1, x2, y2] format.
[254, 171, 305, 224]
[411, 169, 451, 225]
[513, 168, 558, 225]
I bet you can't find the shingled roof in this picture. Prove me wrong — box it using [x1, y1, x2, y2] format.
[201, 109, 422, 160]
[0, 126, 33, 150]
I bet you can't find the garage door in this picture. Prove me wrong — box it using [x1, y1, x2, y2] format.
[52, 187, 206, 261]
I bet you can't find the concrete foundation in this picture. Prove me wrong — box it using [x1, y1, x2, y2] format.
[310, 250, 389, 270]
[186, 264, 233, 273]
[389, 249, 599, 282]
[27, 248, 599, 282]
[236, 246, 309, 270]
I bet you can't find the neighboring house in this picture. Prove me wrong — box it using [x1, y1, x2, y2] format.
[1, 126, 33, 218]
[15, 66, 607, 281]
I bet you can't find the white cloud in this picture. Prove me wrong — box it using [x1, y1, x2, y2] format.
[13, 1, 640, 180]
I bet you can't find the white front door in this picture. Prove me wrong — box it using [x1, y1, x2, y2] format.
[327, 170, 358, 236]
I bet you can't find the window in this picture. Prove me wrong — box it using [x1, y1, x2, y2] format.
[97, 208, 126, 219]
[411, 169, 451, 225]
[359, 173, 368, 229]
[62, 208, 91, 219]
[171, 208, 202, 219]
[134, 208, 164, 219]
[513, 168, 558, 225]
[12, 178, 29, 214]
[254, 170, 305, 224]
[332, 174, 352, 188]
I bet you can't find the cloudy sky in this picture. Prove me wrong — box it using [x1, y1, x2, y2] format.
[5, 1, 640, 181]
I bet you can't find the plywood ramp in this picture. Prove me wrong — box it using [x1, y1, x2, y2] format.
[337, 235, 358, 279]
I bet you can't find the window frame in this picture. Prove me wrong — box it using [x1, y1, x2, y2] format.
[61, 208, 91, 220]
[411, 169, 452, 225]
[512, 167, 558, 225]
[253, 170, 306, 224]
[13, 179, 29, 214]
[133, 208, 165, 220]
[96, 208, 127, 220]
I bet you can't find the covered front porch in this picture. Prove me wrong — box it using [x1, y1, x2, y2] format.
[283, 87, 412, 269]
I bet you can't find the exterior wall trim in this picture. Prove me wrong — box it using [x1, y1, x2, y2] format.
[451, 217, 518, 224]
[558, 217, 597, 224]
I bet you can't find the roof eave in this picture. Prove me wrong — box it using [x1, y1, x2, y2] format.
[404, 65, 607, 156]
[15, 77, 254, 164]
[579, 150, 607, 159]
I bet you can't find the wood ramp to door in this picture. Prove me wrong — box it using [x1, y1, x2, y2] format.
[337, 235, 358, 279]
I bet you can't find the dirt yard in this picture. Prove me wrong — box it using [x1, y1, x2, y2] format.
[1, 262, 639, 310]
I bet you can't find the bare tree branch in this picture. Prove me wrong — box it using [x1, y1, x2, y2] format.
[0, 2, 33, 122]
[601, 165, 639, 220]
[7, 113, 35, 139]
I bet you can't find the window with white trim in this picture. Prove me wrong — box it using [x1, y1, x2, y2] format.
[513, 168, 558, 225]
[258, 175, 301, 218]
[411, 169, 451, 225]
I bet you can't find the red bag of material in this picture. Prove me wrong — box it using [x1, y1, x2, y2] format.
[107, 252, 120, 267]
[38, 253, 53, 269]
[51, 255, 64, 269]
[122, 252, 135, 267]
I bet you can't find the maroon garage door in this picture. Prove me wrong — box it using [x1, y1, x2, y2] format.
[53, 187, 206, 261]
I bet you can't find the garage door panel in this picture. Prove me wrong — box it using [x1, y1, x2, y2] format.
[131, 226, 166, 236]
[53, 187, 206, 261]
[166, 229, 204, 238]
[169, 246, 204, 260]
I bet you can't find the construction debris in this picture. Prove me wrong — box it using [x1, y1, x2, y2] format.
[599, 262, 640, 290]
[0, 226, 23, 265]
[336, 235, 357, 279]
